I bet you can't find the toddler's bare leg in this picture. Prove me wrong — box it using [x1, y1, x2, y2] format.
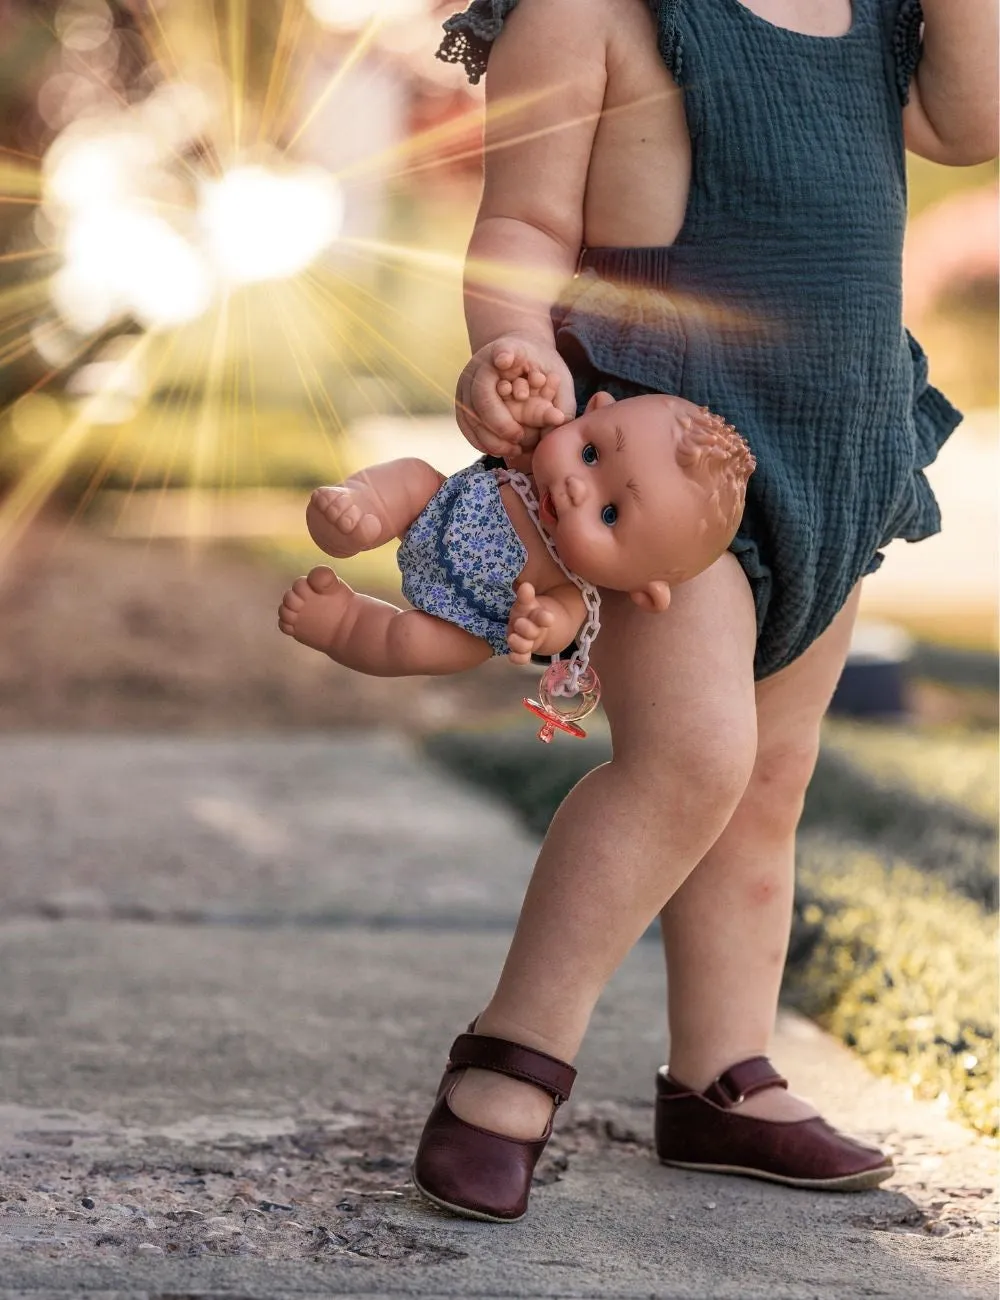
[449, 555, 758, 1138]
[279, 566, 492, 676]
[660, 585, 862, 1121]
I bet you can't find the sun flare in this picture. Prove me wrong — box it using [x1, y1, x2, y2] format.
[0, 1, 702, 566]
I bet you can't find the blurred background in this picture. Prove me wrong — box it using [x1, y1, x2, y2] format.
[0, 0, 513, 732]
[0, 0, 995, 1137]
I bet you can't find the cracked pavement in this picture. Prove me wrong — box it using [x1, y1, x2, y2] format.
[0, 735, 995, 1298]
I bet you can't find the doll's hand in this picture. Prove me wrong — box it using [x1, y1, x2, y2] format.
[456, 337, 575, 459]
[507, 582, 556, 665]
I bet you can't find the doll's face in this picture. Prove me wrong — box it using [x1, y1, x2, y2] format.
[530, 392, 755, 605]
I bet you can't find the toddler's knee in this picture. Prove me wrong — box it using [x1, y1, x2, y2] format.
[744, 736, 821, 840]
[694, 733, 757, 820]
[624, 722, 755, 826]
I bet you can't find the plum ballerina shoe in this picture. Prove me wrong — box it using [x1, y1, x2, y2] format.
[655, 1056, 893, 1191]
[412, 1031, 576, 1222]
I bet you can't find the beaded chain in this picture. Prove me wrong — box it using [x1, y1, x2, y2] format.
[497, 469, 602, 698]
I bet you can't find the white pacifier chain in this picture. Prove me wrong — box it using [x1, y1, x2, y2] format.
[498, 469, 603, 744]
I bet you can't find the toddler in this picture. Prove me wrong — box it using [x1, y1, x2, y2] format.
[403, 0, 996, 1223]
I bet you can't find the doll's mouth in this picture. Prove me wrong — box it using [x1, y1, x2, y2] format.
[539, 490, 558, 526]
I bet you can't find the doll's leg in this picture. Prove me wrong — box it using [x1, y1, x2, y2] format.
[306, 458, 445, 559]
[279, 566, 492, 676]
[447, 554, 759, 1139]
[659, 585, 862, 1121]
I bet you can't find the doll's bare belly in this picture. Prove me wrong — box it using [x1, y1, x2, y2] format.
[581, 0, 691, 250]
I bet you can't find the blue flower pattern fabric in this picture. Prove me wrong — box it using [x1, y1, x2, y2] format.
[397, 460, 528, 656]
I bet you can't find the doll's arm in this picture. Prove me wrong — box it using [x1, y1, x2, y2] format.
[506, 581, 586, 665]
[307, 458, 446, 557]
[903, 0, 998, 164]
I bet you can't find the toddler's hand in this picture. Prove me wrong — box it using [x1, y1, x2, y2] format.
[506, 582, 555, 665]
[496, 358, 565, 435]
[456, 337, 575, 459]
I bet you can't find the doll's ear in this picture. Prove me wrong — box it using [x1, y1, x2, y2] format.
[584, 390, 617, 414]
[629, 581, 672, 613]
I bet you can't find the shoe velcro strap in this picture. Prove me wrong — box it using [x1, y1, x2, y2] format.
[704, 1056, 788, 1109]
[447, 1033, 577, 1105]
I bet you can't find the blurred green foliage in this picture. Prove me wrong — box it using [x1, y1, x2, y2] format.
[823, 719, 999, 821]
[790, 839, 997, 1138]
[802, 744, 997, 910]
[422, 704, 999, 1137]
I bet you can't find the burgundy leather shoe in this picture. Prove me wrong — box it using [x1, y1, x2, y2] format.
[655, 1056, 893, 1191]
[412, 1031, 577, 1222]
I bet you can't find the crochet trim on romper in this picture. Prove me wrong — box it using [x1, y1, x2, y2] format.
[436, 0, 521, 85]
[892, 0, 924, 106]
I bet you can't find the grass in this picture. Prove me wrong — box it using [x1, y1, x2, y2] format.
[422, 702, 999, 1138]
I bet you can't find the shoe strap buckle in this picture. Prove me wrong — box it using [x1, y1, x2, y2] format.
[713, 1074, 746, 1106]
[705, 1057, 788, 1109]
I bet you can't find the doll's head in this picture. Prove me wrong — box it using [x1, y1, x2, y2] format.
[530, 391, 755, 611]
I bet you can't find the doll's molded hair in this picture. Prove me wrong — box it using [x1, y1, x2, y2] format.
[674, 408, 756, 558]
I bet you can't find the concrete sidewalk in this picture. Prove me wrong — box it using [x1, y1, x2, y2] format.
[0, 735, 995, 1298]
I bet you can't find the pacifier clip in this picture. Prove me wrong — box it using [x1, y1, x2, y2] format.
[499, 469, 603, 744]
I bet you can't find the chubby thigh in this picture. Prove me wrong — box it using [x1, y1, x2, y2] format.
[483, 0, 691, 253]
[590, 553, 759, 789]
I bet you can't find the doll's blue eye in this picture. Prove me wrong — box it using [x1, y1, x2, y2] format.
[601, 504, 618, 527]
[581, 443, 599, 465]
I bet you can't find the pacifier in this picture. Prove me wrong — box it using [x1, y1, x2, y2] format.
[522, 660, 602, 744]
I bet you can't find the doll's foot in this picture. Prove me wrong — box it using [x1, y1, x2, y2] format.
[278, 566, 355, 655]
[307, 486, 383, 558]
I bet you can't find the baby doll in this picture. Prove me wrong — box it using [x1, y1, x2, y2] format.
[277, 389, 754, 676]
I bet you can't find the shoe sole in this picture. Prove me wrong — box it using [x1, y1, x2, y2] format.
[659, 1157, 894, 1192]
[411, 1167, 525, 1223]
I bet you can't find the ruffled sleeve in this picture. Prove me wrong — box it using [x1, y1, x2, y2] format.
[436, 1, 522, 85]
[438, 0, 684, 87]
[892, 0, 924, 106]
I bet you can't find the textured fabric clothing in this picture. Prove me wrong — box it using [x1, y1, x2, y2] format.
[439, 0, 961, 679]
[397, 460, 527, 656]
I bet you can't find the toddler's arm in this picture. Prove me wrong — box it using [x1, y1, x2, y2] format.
[507, 581, 586, 665]
[903, 0, 998, 164]
[456, 0, 610, 455]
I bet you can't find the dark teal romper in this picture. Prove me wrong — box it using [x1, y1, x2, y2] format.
[439, 0, 962, 679]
